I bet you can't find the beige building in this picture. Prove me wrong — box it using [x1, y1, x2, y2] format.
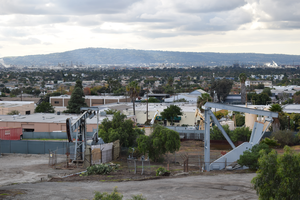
[122, 103, 200, 126]
[0, 101, 35, 115]
[0, 112, 136, 133]
[245, 80, 272, 87]
[50, 95, 130, 107]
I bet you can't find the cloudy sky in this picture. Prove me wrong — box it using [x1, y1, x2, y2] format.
[0, 0, 300, 57]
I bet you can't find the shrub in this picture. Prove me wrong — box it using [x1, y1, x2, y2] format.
[94, 187, 123, 200]
[93, 187, 146, 200]
[252, 146, 300, 199]
[235, 113, 245, 126]
[237, 143, 271, 170]
[156, 167, 170, 176]
[86, 164, 119, 176]
[261, 137, 280, 147]
[210, 125, 231, 140]
[271, 130, 296, 147]
[231, 127, 251, 143]
[7, 110, 20, 115]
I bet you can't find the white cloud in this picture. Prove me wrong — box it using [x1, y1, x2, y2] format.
[0, 0, 299, 56]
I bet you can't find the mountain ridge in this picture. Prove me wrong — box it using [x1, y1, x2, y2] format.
[3, 47, 300, 66]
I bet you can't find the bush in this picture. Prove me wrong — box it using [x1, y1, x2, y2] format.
[7, 110, 20, 115]
[93, 187, 146, 200]
[156, 167, 170, 176]
[252, 146, 300, 199]
[231, 127, 251, 143]
[261, 137, 280, 147]
[235, 113, 245, 126]
[271, 130, 296, 146]
[237, 143, 271, 170]
[210, 125, 231, 140]
[86, 164, 119, 176]
[94, 187, 123, 200]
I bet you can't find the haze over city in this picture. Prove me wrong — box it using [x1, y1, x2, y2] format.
[1, 0, 300, 57]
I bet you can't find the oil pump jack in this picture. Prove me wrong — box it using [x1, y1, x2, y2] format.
[203, 102, 278, 171]
[66, 107, 99, 162]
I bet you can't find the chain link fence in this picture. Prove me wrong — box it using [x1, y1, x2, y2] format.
[127, 158, 151, 175]
[48, 140, 121, 169]
[163, 151, 223, 172]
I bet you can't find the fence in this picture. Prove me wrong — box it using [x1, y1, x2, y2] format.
[163, 151, 222, 172]
[0, 140, 74, 154]
[127, 158, 151, 175]
[23, 131, 95, 139]
[91, 143, 113, 165]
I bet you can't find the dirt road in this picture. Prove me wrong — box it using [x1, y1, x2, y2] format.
[1, 173, 258, 200]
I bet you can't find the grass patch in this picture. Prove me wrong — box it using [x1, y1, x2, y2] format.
[0, 193, 8, 196]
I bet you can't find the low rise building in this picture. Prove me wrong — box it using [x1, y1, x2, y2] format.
[0, 101, 34, 115]
[50, 95, 130, 108]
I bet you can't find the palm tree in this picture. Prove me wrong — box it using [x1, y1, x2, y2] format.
[126, 81, 141, 115]
[197, 93, 212, 112]
[239, 73, 247, 104]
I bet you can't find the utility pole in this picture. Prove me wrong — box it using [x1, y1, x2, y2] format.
[146, 87, 148, 121]
[21, 91, 23, 101]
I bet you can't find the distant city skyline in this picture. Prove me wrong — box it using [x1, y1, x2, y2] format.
[0, 0, 300, 57]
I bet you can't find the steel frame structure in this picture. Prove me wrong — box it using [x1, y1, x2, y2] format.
[66, 107, 99, 162]
[203, 102, 278, 171]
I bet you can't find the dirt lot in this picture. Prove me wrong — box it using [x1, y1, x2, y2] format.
[0, 154, 83, 187]
[0, 140, 275, 199]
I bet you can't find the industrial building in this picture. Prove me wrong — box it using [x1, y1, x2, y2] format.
[0, 112, 136, 135]
[50, 95, 130, 108]
[0, 101, 35, 115]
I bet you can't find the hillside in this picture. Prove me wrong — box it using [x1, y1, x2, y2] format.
[3, 48, 300, 66]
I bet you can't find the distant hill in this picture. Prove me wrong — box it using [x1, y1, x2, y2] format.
[3, 48, 300, 66]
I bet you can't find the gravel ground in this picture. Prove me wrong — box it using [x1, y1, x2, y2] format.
[0, 173, 258, 200]
[0, 154, 82, 187]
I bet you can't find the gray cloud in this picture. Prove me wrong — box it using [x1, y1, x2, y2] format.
[0, 0, 140, 15]
[174, 0, 247, 13]
[19, 38, 41, 45]
[252, 0, 300, 29]
[1, 28, 30, 37]
[3, 15, 70, 27]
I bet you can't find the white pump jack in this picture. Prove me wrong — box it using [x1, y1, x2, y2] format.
[203, 102, 278, 171]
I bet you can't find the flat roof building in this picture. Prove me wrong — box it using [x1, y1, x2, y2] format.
[50, 95, 130, 108]
[0, 101, 34, 115]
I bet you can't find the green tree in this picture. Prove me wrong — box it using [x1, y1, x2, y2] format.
[65, 80, 87, 114]
[231, 126, 251, 143]
[98, 111, 144, 147]
[197, 93, 212, 112]
[35, 102, 55, 113]
[126, 81, 140, 115]
[262, 87, 272, 96]
[251, 93, 271, 105]
[252, 146, 300, 199]
[137, 125, 181, 162]
[239, 73, 247, 104]
[210, 79, 233, 102]
[235, 113, 245, 126]
[210, 125, 231, 140]
[237, 143, 271, 170]
[160, 105, 182, 125]
[269, 103, 283, 113]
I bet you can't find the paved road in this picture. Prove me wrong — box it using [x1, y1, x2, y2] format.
[1, 173, 258, 200]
